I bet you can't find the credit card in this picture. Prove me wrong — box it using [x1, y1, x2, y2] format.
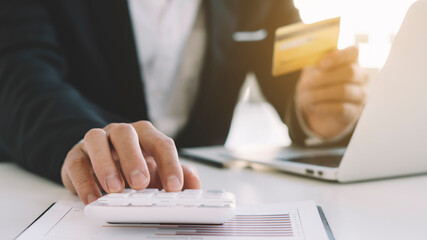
[272, 17, 340, 76]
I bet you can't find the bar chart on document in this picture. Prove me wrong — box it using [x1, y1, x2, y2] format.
[17, 201, 329, 240]
[102, 209, 303, 238]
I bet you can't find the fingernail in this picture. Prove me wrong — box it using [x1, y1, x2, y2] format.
[86, 194, 98, 204]
[130, 170, 147, 188]
[166, 175, 181, 191]
[106, 175, 122, 192]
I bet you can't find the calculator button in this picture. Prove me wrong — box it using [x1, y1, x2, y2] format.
[155, 199, 175, 206]
[155, 192, 179, 199]
[107, 197, 129, 206]
[108, 200, 129, 206]
[203, 190, 225, 199]
[201, 202, 226, 207]
[223, 193, 235, 201]
[180, 189, 203, 198]
[97, 196, 109, 203]
[106, 190, 134, 205]
[122, 189, 136, 194]
[141, 188, 159, 193]
[108, 190, 134, 198]
[129, 198, 155, 206]
[132, 189, 158, 198]
[183, 189, 203, 193]
[206, 190, 225, 193]
[131, 192, 154, 198]
[176, 199, 201, 207]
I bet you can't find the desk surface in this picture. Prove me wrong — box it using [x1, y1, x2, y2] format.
[1, 160, 427, 240]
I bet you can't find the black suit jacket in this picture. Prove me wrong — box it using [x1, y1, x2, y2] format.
[0, 0, 314, 183]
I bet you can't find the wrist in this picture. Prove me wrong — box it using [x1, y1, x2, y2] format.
[295, 96, 356, 145]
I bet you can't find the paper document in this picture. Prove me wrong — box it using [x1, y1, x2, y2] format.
[17, 200, 333, 240]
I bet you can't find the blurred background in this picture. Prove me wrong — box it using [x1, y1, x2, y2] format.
[225, 0, 417, 150]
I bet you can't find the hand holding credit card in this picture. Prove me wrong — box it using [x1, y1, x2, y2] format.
[272, 17, 340, 76]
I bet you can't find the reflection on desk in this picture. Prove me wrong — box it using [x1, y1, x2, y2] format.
[1, 160, 427, 240]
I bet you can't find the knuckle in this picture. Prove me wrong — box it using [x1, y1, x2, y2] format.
[66, 156, 86, 173]
[146, 156, 157, 169]
[341, 103, 356, 117]
[163, 137, 175, 146]
[345, 65, 356, 79]
[134, 120, 154, 130]
[84, 128, 105, 141]
[73, 175, 93, 192]
[341, 104, 349, 115]
[105, 122, 120, 130]
[185, 164, 199, 176]
[328, 54, 338, 63]
[110, 123, 134, 137]
[341, 85, 352, 98]
[153, 137, 175, 153]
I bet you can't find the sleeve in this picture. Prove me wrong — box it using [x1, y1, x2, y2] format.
[0, 1, 125, 183]
[251, 0, 307, 145]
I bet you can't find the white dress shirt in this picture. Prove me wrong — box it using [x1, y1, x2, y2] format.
[128, 0, 205, 138]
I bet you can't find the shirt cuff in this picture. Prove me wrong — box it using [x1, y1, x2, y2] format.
[294, 96, 356, 146]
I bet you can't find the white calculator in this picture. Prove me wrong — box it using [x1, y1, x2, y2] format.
[84, 189, 236, 224]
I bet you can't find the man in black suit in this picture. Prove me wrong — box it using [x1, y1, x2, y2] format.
[0, 0, 367, 204]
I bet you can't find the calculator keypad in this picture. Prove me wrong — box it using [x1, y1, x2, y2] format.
[100, 189, 234, 208]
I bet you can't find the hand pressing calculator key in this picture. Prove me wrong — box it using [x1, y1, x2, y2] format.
[84, 189, 236, 224]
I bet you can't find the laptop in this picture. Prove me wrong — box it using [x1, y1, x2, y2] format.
[181, 0, 427, 182]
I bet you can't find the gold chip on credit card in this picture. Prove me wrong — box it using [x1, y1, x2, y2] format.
[272, 17, 340, 76]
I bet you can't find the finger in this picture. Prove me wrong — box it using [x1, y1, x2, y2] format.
[303, 83, 366, 105]
[312, 102, 362, 120]
[108, 123, 150, 190]
[145, 156, 163, 189]
[182, 164, 201, 189]
[145, 159, 201, 190]
[84, 128, 124, 193]
[308, 64, 367, 89]
[132, 121, 183, 192]
[64, 149, 102, 205]
[318, 46, 359, 70]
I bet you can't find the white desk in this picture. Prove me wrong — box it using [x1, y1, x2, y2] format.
[2, 160, 427, 240]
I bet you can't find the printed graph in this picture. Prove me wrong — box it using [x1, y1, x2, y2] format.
[104, 211, 303, 238]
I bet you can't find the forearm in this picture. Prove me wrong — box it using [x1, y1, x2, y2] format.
[0, 1, 130, 182]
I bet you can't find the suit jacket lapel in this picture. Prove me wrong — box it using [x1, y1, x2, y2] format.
[106, 0, 148, 121]
[176, 0, 245, 146]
